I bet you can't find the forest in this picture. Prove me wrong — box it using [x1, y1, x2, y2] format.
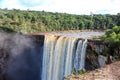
[0, 9, 120, 33]
[100, 26, 120, 60]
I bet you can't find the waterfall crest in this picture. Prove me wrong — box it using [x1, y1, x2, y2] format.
[42, 35, 88, 80]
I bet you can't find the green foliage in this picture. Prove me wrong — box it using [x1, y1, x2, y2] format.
[101, 26, 120, 45]
[0, 26, 15, 32]
[101, 26, 120, 60]
[72, 68, 77, 75]
[0, 9, 120, 33]
[78, 69, 86, 74]
[72, 68, 86, 75]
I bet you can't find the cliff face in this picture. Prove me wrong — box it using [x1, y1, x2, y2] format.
[85, 40, 113, 71]
[0, 48, 9, 80]
[0, 34, 114, 80]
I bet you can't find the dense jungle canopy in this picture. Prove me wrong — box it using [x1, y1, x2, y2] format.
[0, 9, 120, 33]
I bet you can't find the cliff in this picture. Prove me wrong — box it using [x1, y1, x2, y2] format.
[0, 32, 115, 80]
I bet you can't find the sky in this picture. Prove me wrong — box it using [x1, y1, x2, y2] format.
[0, 0, 120, 15]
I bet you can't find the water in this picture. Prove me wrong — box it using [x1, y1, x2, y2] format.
[1, 31, 104, 80]
[42, 35, 88, 80]
[44, 31, 105, 39]
[74, 39, 87, 70]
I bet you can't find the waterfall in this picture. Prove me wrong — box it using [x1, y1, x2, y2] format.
[42, 35, 88, 80]
[74, 40, 82, 70]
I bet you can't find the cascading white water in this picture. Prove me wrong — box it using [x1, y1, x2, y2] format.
[79, 39, 88, 69]
[74, 40, 82, 70]
[42, 35, 88, 80]
[42, 35, 58, 80]
[64, 37, 77, 77]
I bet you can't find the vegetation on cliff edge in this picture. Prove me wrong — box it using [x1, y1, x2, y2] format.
[101, 26, 120, 60]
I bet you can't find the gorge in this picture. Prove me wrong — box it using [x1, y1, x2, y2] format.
[0, 31, 106, 80]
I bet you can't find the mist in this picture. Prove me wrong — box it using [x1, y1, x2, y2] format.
[0, 32, 43, 80]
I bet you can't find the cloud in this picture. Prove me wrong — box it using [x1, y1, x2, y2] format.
[29, 0, 120, 14]
[0, 0, 27, 10]
[0, 0, 120, 14]
[19, 0, 46, 7]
